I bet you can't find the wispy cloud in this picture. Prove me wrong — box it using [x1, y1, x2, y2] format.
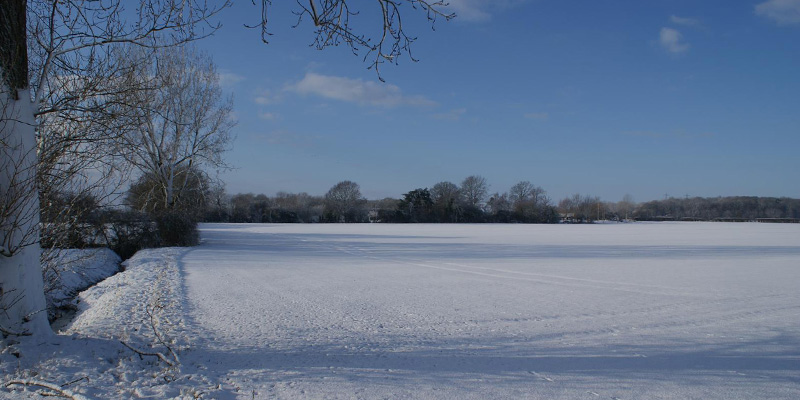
[659, 27, 690, 54]
[524, 112, 549, 121]
[443, 0, 527, 22]
[254, 89, 280, 106]
[433, 108, 467, 121]
[258, 112, 278, 121]
[670, 15, 700, 27]
[755, 0, 800, 25]
[218, 71, 245, 88]
[288, 72, 436, 108]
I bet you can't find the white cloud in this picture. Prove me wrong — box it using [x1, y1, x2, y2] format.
[659, 27, 689, 54]
[288, 72, 436, 108]
[444, 0, 491, 21]
[755, 0, 800, 25]
[218, 71, 245, 88]
[258, 112, 278, 120]
[254, 89, 280, 106]
[524, 112, 549, 121]
[443, 0, 527, 22]
[670, 15, 700, 27]
[434, 108, 467, 121]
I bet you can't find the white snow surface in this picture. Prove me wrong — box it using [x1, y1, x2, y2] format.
[3, 222, 800, 399]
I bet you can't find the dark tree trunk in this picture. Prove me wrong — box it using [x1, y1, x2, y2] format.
[0, 0, 28, 96]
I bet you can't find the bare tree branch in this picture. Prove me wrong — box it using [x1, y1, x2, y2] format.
[5, 379, 90, 400]
[254, 1, 455, 81]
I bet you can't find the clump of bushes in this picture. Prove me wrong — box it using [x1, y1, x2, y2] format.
[105, 210, 199, 258]
[103, 210, 161, 260]
[153, 211, 199, 247]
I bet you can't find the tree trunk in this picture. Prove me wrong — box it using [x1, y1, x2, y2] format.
[1, 0, 51, 337]
[0, 89, 51, 337]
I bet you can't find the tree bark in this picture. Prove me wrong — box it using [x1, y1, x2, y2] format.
[0, 0, 51, 337]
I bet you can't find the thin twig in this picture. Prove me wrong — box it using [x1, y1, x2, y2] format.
[5, 380, 90, 400]
[120, 340, 175, 367]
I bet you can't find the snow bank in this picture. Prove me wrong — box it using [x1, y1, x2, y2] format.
[66, 248, 184, 338]
[2, 247, 221, 399]
[42, 248, 121, 321]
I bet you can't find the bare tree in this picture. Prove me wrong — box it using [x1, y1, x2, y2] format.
[559, 194, 604, 223]
[509, 180, 552, 222]
[273, 192, 324, 223]
[617, 194, 636, 221]
[230, 193, 256, 223]
[324, 181, 366, 222]
[126, 167, 213, 218]
[1, 0, 227, 337]
[460, 175, 488, 209]
[29, 0, 231, 222]
[430, 181, 461, 222]
[431, 181, 460, 205]
[116, 47, 234, 214]
[25, 2, 231, 288]
[3, 0, 450, 338]
[486, 192, 511, 216]
[509, 181, 534, 204]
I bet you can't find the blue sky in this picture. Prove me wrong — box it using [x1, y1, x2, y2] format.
[196, 0, 800, 202]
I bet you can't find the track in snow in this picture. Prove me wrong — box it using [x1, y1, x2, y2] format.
[180, 223, 800, 399]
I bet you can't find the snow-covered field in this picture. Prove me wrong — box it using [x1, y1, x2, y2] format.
[184, 223, 800, 399]
[3, 222, 800, 399]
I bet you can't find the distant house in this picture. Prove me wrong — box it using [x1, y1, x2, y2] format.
[368, 210, 380, 223]
[559, 213, 578, 223]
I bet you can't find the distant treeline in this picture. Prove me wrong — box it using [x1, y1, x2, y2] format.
[40, 180, 798, 264]
[632, 196, 800, 221]
[204, 177, 560, 224]
[201, 177, 799, 224]
[39, 178, 798, 264]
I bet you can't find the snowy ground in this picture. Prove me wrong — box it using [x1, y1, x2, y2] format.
[43, 248, 121, 324]
[184, 223, 800, 399]
[3, 222, 800, 399]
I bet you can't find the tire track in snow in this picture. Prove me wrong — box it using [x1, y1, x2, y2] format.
[292, 236, 800, 345]
[297, 236, 692, 296]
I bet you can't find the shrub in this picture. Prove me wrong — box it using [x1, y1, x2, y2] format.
[103, 210, 160, 260]
[153, 211, 199, 247]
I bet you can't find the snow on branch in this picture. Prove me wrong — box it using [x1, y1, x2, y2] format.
[4, 379, 90, 400]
